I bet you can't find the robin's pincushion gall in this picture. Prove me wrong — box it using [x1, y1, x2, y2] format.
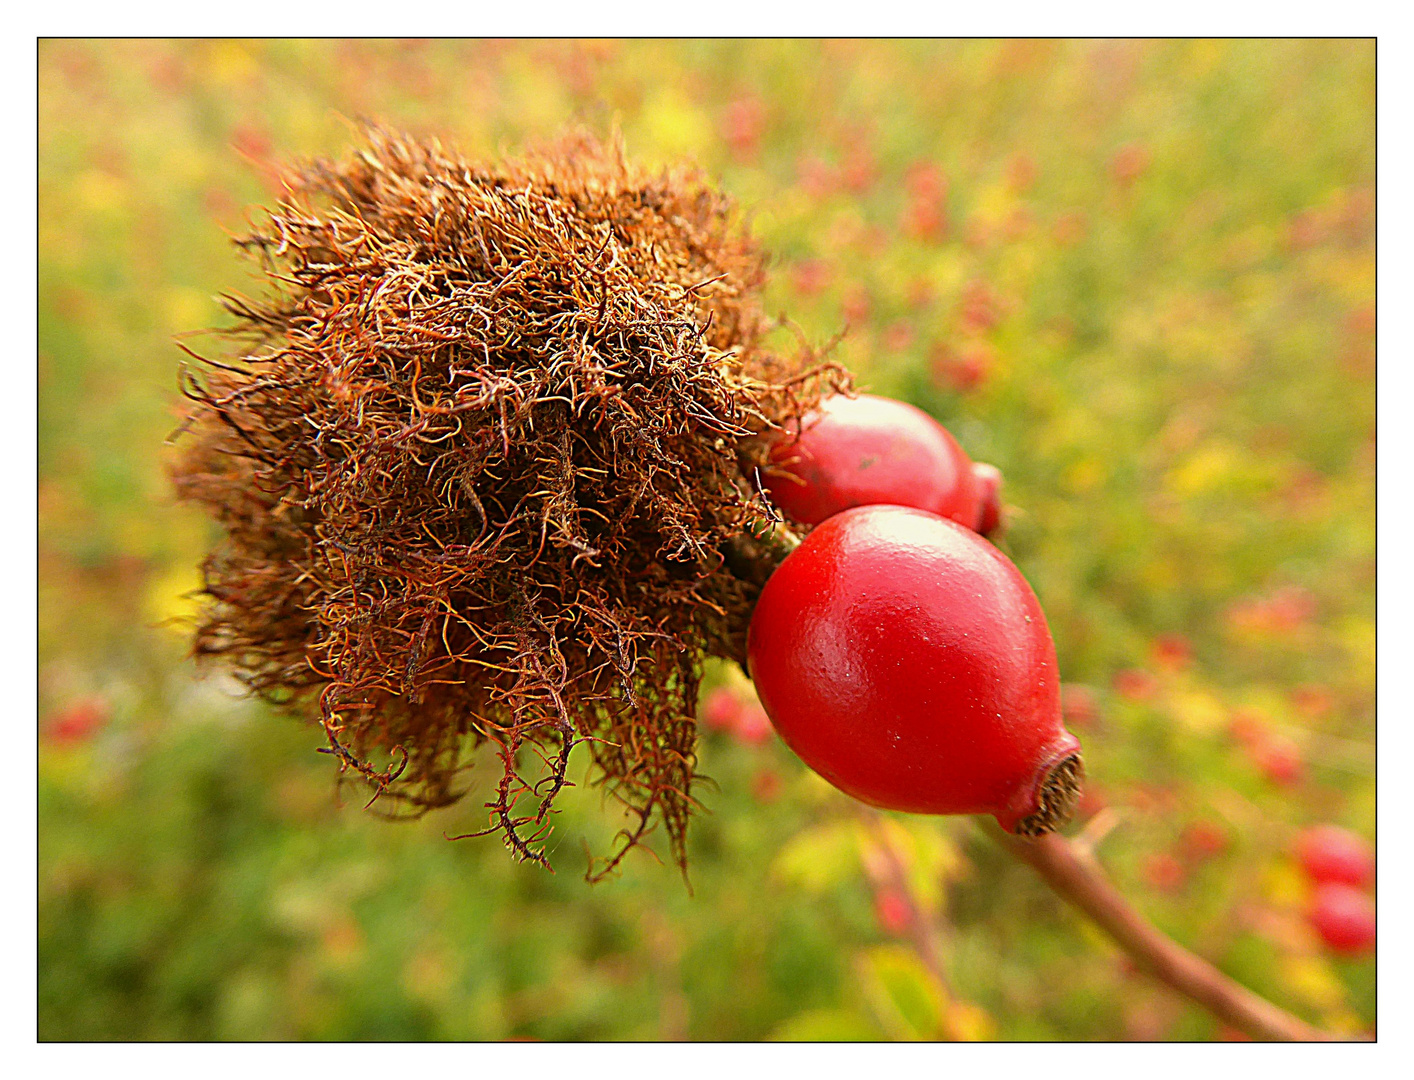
[173, 128, 848, 878]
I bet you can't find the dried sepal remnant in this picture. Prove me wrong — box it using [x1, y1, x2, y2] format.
[172, 127, 847, 878]
[1014, 754, 1084, 839]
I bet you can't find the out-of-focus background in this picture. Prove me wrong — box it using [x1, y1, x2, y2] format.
[38, 40, 1375, 1041]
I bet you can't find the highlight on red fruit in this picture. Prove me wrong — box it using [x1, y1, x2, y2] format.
[747, 505, 1083, 835]
[873, 888, 913, 936]
[1297, 825, 1374, 890]
[762, 393, 983, 530]
[1308, 883, 1376, 956]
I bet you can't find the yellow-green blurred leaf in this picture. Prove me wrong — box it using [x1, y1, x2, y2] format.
[859, 944, 947, 1041]
[771, 820, 863, 893]
[770, 1007, 880, 1042]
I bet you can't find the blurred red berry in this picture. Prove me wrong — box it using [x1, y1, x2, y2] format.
[722, 97, 767, 160]
[1111, 144, 1150, 186]
[906, 278, 937, 310]
[902, 198, 948, 241]
[149, 53, 191, 93]
[904, 161, 947, 202]
[901, 162, 948, 241]
[1061, 684, 1100, 729]
[1346, 305, 1376, 338]
[1112, 668, 1158, 702]
[931, 343, 993, 394]
[701, 687, 742, 733]
[1053, 211, 1087, 245]
[1297, 825, 1374, 891]
[733, 703, 774, 746]
[1254, 734, 1304, 787]
[1006, 154, 1038, 193]
[841, 286, 872, 327]
[751, 768, 783, 803]
[1286, 207, 1328, 250]
[1279, 468, 1329, 516]
[202, 185, 238, 219]
[1289, 684, 1333, 719]
[1308, 883, 1376, 956]
[1142, 853, 1187, 894]
[792, 259, 833, 298]
[1226, 586, 1318, 636]
[1217, 1025, 1252, 1042]
[958, 280, 1004, 334]
[232, 123, 272, 164]
[1150, 634, 1192, 672]
[1268, 586, 1317, 628]
[46, 696, 110, 746]
[963, 218, 994, 251]
[841, 146, 877, 193]
[1227, 707, 1270, 748]
[797, 155, 840, 199]
[1128, 782, 1179, 814]
[1123, 998, 1175, 1040]
[1002, 206, 1034, 239]
[1180, 819, 1230, 862]
[873, 888, 912, 936]
[1340, 187, 1373, 236]
[952, 348, 993, 392]
[882, 321, 914, 353]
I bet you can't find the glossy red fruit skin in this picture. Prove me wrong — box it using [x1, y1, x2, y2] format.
[1297, 825, 1375, 890]
[747, 505, 1080, 831]
[971, 462, 1003, 536]
[764, 394, 981, 529]
[1308, 883, 1376, 956]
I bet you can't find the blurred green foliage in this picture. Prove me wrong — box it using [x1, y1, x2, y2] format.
[39, 39, 1374, 1041]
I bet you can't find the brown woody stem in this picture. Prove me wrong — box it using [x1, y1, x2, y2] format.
[989, 826, 1330, 1041]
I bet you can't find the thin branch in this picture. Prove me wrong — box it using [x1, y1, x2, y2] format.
[988, 825, 1331, 1042]
[859, 813, 951, 986]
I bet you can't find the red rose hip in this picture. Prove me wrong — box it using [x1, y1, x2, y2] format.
[1308, 883, 1376, 956]
[1297, 825, 1375, 890]
[746, 504, 1082, 834]
[970, 461, 1004, 536]
[763, 393, 983, 530]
